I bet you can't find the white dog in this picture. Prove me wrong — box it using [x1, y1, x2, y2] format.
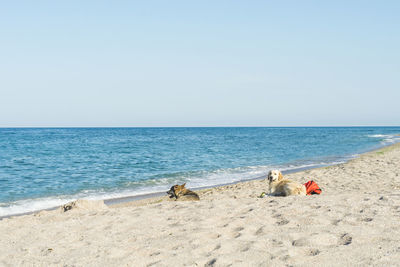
[268, 170, 306, 196]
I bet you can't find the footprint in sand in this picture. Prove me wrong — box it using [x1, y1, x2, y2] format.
[146, 260, 161, 267]
[292, 237, 308, 247]
[361, 217, 373, 222]
[222, 223, 229, 228]
[172, 245, 183, 250]
[276, 219, 289, 226]
[149, 251, 161, 256]
[271, 211, 290, 225]
[338, 233, 352, 245]
[292, 233, 338, 247]
[205, 258, 217, 266]
[207, 233, 221, 239]
[240, 242, 253, 252]
[255, 226, 264, 236]
[213, 244, 221, 251]
[272, 213, 282, 219]
[306, 248, 320, 256]
[279, 254, 290, 261]
[271, 239, 283, 247]
[230, 226, 245, 238]
[40, 248, 53, 256]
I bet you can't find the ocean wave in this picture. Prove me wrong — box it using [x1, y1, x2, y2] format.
[367, 134, 400, 145]
[0, 189, 165, 218]
[0, 197, 74, 218]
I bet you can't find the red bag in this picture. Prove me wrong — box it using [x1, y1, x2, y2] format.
[304, 180, 322, 195]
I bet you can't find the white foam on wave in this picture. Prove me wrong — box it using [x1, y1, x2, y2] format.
[0, 187, 173, 218]
[367, 134, 400, 145]
[0, 197, 74, 217]
[368, 134, 388, 138]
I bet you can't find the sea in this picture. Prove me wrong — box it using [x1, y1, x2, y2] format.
[1, 127, 400, 217]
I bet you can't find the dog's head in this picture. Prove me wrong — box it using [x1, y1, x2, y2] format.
[268, 170, 283, 183]
[166, 183, 186, 199]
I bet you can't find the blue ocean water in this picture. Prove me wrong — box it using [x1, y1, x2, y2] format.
[1, 127, 399, 216]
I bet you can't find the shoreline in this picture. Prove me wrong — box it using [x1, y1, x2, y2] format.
[107, 141, 400, 209]
[0, 152, 361, 220]
[1, 140, 398, 220]
[1, 141, 400, 266]
[107, 137, 400, 206]
[104, 161, 347, 206]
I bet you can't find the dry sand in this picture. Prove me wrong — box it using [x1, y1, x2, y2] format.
[1, 143, 400, 266]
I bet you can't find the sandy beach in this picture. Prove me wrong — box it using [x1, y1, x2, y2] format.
[1, 143, 400, 266]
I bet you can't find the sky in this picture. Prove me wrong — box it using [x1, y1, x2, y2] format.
[0, 1, 399, 127]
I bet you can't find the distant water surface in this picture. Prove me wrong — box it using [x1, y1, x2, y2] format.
[1, 127, 399, 216]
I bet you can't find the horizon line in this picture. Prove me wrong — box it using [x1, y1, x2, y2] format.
[1, 125, 399, 129]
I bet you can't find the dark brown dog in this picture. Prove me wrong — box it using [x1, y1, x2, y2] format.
[167, 183, 200, 201]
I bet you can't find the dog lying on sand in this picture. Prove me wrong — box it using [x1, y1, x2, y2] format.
[268, 170, 306, 196]
[167, 183, 200, 201]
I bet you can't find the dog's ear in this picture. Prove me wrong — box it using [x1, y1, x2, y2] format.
[278, 172, 283, 181]
[182, 183, 186, 188]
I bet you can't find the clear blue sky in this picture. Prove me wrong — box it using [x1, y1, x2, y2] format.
[1, 1, 399, 127]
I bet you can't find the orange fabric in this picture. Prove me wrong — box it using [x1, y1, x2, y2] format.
[304, 180, 322, 195]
